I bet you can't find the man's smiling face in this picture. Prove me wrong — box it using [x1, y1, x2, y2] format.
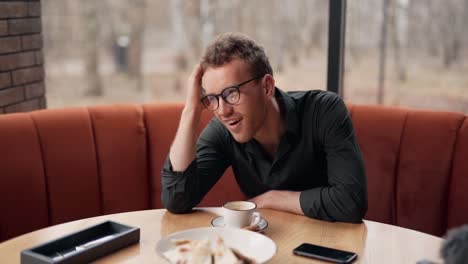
[201, 59, 268, 143]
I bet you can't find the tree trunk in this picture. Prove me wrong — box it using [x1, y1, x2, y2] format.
[128, 0, 146, 91]
[465, 0, 468, 51]
[272, 0, 286, 73]
[83, 2, 102, 97]
[200, 0, 215, 49]
[378, 0, 389, 105]
[425, 1, 439, 57]
[170, 0, 190, 91]
[389, 0, 407, 82]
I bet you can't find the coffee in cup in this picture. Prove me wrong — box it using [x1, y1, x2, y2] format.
[222, 201, 261, 228]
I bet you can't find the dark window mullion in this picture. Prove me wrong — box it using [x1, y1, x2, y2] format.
[327, 0, 347, 97]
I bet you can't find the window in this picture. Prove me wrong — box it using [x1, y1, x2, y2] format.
[344, 0, 468, 113]
[42, 0, 329, 108]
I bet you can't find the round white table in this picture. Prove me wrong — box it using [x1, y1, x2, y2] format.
[0, 208, 443, 263]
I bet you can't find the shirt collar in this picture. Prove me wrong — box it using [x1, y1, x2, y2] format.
[244, 87, 301, 158]
[275, 87, 300, 138]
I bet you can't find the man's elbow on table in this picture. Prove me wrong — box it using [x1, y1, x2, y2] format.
[334, 171, 368, 223]
[302, 186, 368, 223]
[318, 188, 367, 223]
[342, 187, 368, 223]
[346, 198, 368, 223]
[162, 193, 195, 214]
[320, 198, 367, 224]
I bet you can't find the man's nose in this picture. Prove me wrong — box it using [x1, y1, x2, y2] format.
[217, 98, 233, 117]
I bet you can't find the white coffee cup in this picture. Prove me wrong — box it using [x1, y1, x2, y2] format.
[222, 201, 261, 228]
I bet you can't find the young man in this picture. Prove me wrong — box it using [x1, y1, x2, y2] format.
[162, 33, 367, 223]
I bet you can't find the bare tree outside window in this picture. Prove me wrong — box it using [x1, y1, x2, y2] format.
[346, 0, 468, 112]
[42, 0, 467, 113]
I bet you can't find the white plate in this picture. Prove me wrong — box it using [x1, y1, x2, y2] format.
[211, 216, 269, 232]
[156, 227, 276, 263]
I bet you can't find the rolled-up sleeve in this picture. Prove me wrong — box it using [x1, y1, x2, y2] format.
[300, 94, 368, 223]
[161, 119, 231, 214]
[161, 158, 200, 213]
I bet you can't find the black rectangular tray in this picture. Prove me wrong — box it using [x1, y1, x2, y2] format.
[20, 220, 140, 264]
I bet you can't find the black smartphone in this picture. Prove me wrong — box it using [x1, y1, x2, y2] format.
[293, 243, 357, 263]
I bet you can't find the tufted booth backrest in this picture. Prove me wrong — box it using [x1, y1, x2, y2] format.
[348, 105, 468, 236]
[0, 103, 467, 242]
[0, 103, 244, 242]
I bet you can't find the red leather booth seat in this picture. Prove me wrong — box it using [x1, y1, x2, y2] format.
[0, 103, 467, 242]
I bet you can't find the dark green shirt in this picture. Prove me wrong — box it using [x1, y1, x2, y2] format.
[162, 88, 367, 223]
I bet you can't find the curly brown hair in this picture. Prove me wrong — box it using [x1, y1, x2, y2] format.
[200, 32, 273, 78]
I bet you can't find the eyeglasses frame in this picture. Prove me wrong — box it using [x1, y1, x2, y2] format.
[200, 75, 264, 111]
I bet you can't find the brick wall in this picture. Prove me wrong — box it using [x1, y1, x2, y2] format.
[0, 0, 46, 114]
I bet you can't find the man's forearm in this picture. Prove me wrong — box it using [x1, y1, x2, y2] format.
[300, 186, 367, 223]
[169, 63, 204, 171]
[251, 188, 366, 223]
[250, 190, 304, 215]
[169, 107, 202, 171]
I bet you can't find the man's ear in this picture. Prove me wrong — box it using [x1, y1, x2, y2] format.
[263, 74, 275, 97]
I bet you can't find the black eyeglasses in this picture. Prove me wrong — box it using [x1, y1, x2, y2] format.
[200, 76, 263, 111]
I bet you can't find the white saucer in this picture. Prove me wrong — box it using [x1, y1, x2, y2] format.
[210, 216, 268, 232]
